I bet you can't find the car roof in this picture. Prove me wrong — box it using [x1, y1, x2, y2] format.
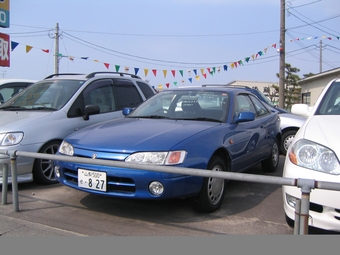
[0, 78, 37, 85]
[43, 72, 145, 81]
[165, 85, 258, 94]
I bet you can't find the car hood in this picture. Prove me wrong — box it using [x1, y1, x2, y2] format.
[67, 118, 222, 152]
[302, 116, 340, 153]
[0, 111, 54, 130]
[279, 112, 306, 129]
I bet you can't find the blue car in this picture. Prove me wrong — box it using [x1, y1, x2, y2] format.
[54, 86, 281, 213]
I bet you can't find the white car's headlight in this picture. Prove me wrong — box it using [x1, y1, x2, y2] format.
[125, 151, 186, 165]
[58, 141, 74, 156]
[0, 132, 24, 146]
[288, 139, 339, 175]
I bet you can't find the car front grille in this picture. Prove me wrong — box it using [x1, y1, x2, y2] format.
[63, 168, 136, 194]
[309, 202, 340, 222]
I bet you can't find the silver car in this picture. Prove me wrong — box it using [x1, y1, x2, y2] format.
[0, 72, 156, 184]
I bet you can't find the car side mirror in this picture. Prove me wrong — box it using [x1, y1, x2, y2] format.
[122, 107, 134, 116]
[234, 112, 255, 123]
[83, 104, 100, 120]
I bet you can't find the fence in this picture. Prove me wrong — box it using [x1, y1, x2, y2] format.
[1, 149, 340, 235]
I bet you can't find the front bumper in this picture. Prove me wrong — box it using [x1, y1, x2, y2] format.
[55, 160, 203, 200]
[282, 158, 340, 232]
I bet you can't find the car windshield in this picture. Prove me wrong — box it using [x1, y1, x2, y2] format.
[316, 81, 340, 115]
[128, 90, 230, 122]
[0, 80, 84, 111]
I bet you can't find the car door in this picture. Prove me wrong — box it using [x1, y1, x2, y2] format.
[230, 94, 269, 171]
[67, 78, 144, 131]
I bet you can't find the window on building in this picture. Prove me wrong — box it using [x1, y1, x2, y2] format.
[301, 92, 311, 105]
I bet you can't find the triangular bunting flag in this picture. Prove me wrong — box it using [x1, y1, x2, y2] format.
[152, 69, 157, 76]
[223, 65, 228, 71]
[171, 70, 176, 77]
[163, 70, 167, 78]
[195, 75, 200, 81]
[104, 63, 110, 69]
[173, 81, 178, 86]
[134, 68, 139, 75]
[203, 73, 207, 79]
[115, 65, 120, 72]
[188, 78, 192, 83]
[26, 45, 33, 53]
[42, 49, 50, 53]
[165, 83, 170, 88]
[144, 69, 149, 76]
[158, 84, 163, 91]
[81, 57, 89, 60]
[179, 70, 184, 77]
[11, 41, 19, 51]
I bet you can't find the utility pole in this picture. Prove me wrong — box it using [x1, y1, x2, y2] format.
[319, 39, 322, 73]
[54, 23, 60, 74]
[279, 0, 286, 109]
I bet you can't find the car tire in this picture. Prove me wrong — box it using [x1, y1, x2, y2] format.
[261, 138, 279, 173]
[281, 130, 297, 155]
[192, 155, 227, 213]
[33, 140, 61, 184]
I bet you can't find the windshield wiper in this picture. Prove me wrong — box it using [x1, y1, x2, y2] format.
[191, 117, 221, 122]
[30, 106, 57, 111]
[138, 115, 169, 119]
[0, 105, 27, 110]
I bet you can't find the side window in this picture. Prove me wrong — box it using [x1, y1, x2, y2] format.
[83, 79, 115, 113]
[136, 81, 155, 99]
[114, 79, 143, 110]
[249, 95, 270, 117]
[234, 94, 256, 117]
[68, 79, 114, 117]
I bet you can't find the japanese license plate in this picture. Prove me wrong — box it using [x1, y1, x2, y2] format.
[78, 169, 107, 191]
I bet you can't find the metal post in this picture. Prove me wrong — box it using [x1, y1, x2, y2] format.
[1, 163, 9, 204]
[293, 198, 301, 235]
[297, 178, 315, 235]
[10, 152, 19, 212]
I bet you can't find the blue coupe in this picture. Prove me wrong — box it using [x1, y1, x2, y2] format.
[54, 86, 281, 213]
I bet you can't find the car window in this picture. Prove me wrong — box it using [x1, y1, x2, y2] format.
[316, 81, 340, 115]
[234, 95, 256, 117]
[0, 82, 32, 104]
[249, 95, 270, 117]
[129, 90, 228, 122]
[83, 79, 115, 113]
[114, 80, 143, 109]
[136, 81, 155, 99]
[1, 80, 84, 110]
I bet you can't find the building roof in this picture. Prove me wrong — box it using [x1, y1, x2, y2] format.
[298, 67, 340, 85]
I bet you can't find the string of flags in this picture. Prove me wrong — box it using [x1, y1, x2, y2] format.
[10, 35, 339, 90]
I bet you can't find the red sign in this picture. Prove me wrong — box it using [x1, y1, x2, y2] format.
[0, 32, 10, 67]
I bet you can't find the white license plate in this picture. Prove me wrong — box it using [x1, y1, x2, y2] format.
[78, 169, 107, 191]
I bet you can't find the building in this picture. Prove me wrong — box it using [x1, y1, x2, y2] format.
[227, 80, 279, 105]
[298, 67, 340, 106]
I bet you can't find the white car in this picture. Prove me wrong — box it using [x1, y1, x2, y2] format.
[282, 78, 340, 232]
[0, 79, 36, 104]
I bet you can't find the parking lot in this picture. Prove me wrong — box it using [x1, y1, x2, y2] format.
[0, 155, 292, 236]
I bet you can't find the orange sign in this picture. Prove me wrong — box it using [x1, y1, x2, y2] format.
[0, 0, 10, 28]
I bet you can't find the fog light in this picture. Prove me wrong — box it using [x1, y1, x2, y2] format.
[54, 165, 60, 178]
[286, 193, 298, 208]
[149, 181, 164, 196]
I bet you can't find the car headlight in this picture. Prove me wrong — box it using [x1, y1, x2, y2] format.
[288, 139, 339, 175]
[0, 132, 24, 146]
[125, 151, 186, 165]
[58, 141, 74, 156]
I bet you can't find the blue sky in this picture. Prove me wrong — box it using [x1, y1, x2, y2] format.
[1, 0, 339, 89]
